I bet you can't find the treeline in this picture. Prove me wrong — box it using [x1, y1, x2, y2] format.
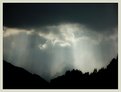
[3, 57, 118, 89]
[51, 57, 118, 89]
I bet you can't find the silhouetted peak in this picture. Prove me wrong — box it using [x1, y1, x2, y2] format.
[3, 60, 49, 89]
[107, 57, 118, 69]
[3, 56, 118, 89]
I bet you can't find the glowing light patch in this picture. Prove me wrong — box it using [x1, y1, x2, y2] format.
[3, 23, 118, 81]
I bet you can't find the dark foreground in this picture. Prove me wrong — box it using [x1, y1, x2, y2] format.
[3, 57, 118, 89]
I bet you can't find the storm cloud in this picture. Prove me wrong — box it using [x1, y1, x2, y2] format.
[3, 3, 118, 81]
[3, 23, 117, 81]
[3, 3, 117, 31]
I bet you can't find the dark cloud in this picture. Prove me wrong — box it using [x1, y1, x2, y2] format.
[3, 24, 117, 81]
[3, 3, 117, 31]
[3, 3, 118, 81]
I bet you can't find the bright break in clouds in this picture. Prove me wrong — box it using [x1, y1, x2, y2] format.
[3, 23, 118, 81]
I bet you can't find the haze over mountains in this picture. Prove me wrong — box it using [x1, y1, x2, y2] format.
[3, 24, 118, 81]
[3, 56, 118, 89]
[3, 3, 118, 89]
[3, 3, 118, 81]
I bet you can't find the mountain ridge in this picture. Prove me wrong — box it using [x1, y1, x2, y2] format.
[3, 57, 118, 89]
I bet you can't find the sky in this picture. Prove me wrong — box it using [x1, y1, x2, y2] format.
[3, 3, 118, 81]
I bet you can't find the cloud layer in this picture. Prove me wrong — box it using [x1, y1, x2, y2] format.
[3, 23, 118, 81]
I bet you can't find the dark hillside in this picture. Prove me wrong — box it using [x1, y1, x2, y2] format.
[51, 57, 118, 89]
[3, 60, 49, 89]
[3, 57, 118, 89]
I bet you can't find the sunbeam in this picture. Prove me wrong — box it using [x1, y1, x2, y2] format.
[3, 23, 118, 81]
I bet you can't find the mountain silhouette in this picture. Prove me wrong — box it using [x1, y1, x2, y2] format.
[3, 56, 118, 89]
[51, 57, 118, 89]
[3, 60, 49, 89]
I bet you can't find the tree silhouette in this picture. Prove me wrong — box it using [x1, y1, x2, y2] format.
[51, 57, 118, 89]
[3, 56, 118, 89]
